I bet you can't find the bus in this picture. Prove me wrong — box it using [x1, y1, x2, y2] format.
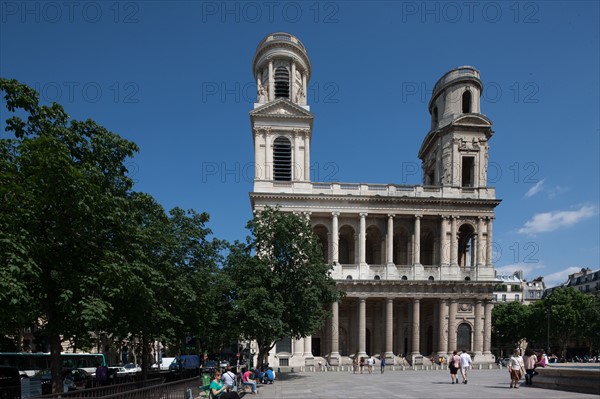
[0, 352, 106, 377]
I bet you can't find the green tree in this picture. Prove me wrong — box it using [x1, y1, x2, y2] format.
[491, 301, 531, 352]
[542, 287, 594, 358]
[224, 207, 342, 365]
[0, 78, 138, 392]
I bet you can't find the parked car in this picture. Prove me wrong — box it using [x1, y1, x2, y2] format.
[122, 363, 141, 373]
[201, 360, 218, 374]
[151, 357, 176, 371]
[219, 360, 229, 369]
[33, 368, 92, 394]
[169, 355, 200, 371]
[498, 358, 510, 367]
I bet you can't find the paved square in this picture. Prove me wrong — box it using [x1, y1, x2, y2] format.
[251, 369, 598, 398]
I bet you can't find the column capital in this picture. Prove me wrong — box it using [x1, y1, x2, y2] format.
[332, 211, 340, 217]
[451, 215, 460, 220]
[486, 216, 495, 221]
[387, 214, 395, 219]
[415, 214, 422, 219]
[359, 212, 368, 218]
[440, 215, 448, 220]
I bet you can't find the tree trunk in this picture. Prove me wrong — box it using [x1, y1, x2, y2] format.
[50, 333, 63, 394]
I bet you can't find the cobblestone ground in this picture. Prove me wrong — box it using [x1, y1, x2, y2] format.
[248, 368, 598, 399]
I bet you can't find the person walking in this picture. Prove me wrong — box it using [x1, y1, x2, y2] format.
[380, 355, 386, 374]
[353, 356, 358, 374]
[523, 348, 538, 385]
[509, 348, 525, 389]
[359, 357, 365, 374]
[459, 350, 473, 384]
[448, 351, 460, 384]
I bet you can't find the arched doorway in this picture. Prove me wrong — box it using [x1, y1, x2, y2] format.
[457, 323, 472, 352]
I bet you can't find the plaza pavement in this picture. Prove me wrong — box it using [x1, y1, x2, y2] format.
[249, 367, 599, 399]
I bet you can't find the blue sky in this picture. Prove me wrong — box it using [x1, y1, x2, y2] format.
[1, 1, 598, 287]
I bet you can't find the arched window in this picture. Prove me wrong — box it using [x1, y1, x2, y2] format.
[428, 276, 434, 281]
[274, 66, 290, 99]
[374, 275, 381, 280]
[273, 136, 292, 181]
[457, 323, 472, 352]
[313, 225, 329, 263]
[346, 275, 353, 280]
[462, 90, 472, 113]
[458, 224, 475, 267]
[432, 106, 438, 128]
[276, 337, 292, 353]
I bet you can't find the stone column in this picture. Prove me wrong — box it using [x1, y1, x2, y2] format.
[304, 131, 310, 181]
[264, 131, 272, 180]
[304, 335, 313, 357]
[414, 215, 421, 265]
[268, 59, 274, 101]
[293, 131, 300, 181]
[483, 300, 493, 354]
[437, 299, 448, 356]
[331, 212, 339, 265]
[448, 299, 457, 353]
[410, 299, 420, 356]
[330, 301, 340, 362]
[432, 301, 439, 354]
[474, 300, 483, 355]
[291, 60, 296, 102]
[253, 129, 261, 180]
[293, 338, 304, 357]
[477, 217, 485, 266]
[386, 214, 394, 265]
[486, 217, 493, 266]
[440, 216, 448, 266]
[358, 298, 367, 357]
[450, 216, 458, 266]
[385, 298, 394, 359]
[359, 213, 367, 265]
[302, 73, 307, 105]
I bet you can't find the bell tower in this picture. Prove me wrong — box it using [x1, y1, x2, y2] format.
[418, 66, 494, 188]
[250, 33, 313, 188]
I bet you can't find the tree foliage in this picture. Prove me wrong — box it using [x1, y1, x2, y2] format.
[224, 207, 342, 365]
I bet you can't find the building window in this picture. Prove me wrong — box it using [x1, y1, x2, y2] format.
[273, 136, 292, 181]
[461, 156, 475, 187]
[346, 275, 352, 280]
[462, 90, 472, 113]
[276, 337, 292, 353]
[274, 66, 290, 98]
[374, 275, 381, 280]
[492, 294, 497, 302]
[515, 294, 520, 302]
[279, 358, 289, 366]
[432, 106, 438, 128]
[502, 294, 506, 302]
[529, 291, 534, 298]
[458, 224, 475, 267]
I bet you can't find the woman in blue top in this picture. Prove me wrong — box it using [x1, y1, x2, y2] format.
[209, 371, 240, 399]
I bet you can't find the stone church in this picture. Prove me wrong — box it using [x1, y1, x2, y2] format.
[248, 32, 499, 367]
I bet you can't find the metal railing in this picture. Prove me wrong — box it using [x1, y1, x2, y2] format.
[33, 378, 163, 398]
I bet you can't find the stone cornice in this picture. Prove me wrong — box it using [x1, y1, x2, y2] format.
[337, 280, 495, 299]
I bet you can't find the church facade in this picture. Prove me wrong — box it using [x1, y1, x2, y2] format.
[249, 33, 499, 367]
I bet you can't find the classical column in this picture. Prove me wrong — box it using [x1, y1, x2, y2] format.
[330, 301, 340, 360]
[304, 335, 313, 357]
[264, 131, 272, 180]
[302, 73, 307, 105]
[386, 214, 394, 265]
[432, 301, 439, 354]
[293, 131, 300, 181]
[450, 216, 458, 266]
[293, 338, 304, 357]
[304, 131, 310, 181]
[477, 217, 485, 266]
[331, 212, 339, 265]
[385, 298, 394, 359]
[440, 216, 448, 266]
[437, 299, 448, 356]
[291, 60, 297, 101]
[268, 59, 274, 101]
[358, 298, 367, 357]
[448, 299, 457, 353]
[253, 129, 261, 180]
[359, 213, 367, 265]
[413, 216, 421, 265]
[411, 299, 420, 356]
[486, 217, 494, 266]
[474, 300, 483, 355]
[483, 300, 493, 355]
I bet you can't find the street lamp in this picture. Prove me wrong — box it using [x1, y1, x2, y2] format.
[250, 350, 255, 371]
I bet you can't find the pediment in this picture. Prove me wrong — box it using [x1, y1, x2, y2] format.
[452, 114, 492, 127]
[250, 98, 313, 118]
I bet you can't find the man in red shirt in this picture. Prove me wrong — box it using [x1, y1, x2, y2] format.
[242, 369, 257, 394]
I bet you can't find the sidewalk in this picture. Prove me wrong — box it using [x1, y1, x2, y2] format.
[251, 368, 599, 398]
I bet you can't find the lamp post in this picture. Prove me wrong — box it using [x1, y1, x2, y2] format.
[546, 308, 550, 355]
[250, 350, 255, 372]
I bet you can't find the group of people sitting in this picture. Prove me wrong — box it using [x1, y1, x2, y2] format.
[208, 365, 276, 398]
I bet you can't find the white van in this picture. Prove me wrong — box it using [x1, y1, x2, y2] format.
[151, 357, 176, 371]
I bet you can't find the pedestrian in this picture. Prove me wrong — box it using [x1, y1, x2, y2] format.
[523, 348, 538, 385]
[380, 356, 386, 374]
[359, 357, 365, 374]
[367, 357, 373, 374]
[508, 348, 525, 389]
[459, 350, 473, 384]
[353, 356, 358, 374]
[448, 351, 460, 384]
